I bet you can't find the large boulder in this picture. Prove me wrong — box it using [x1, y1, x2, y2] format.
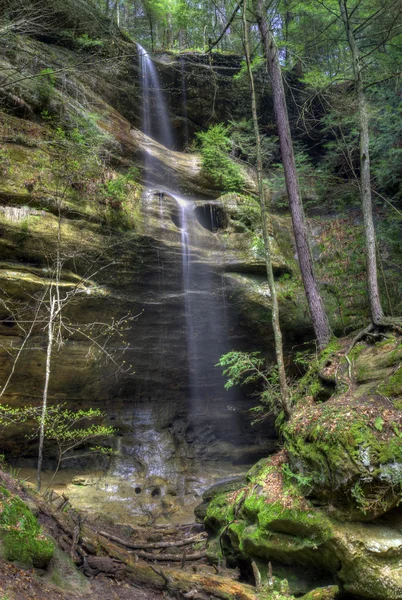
[203, 451, 402, 599]
[284, 338, 402, 520]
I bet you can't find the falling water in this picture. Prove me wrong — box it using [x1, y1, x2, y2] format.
[171, 193, 239, 422]
[137, 43, 174, 149]
[133, 43, 241, 486]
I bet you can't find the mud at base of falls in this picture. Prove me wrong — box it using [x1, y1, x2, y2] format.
[17, 463, 248, 526]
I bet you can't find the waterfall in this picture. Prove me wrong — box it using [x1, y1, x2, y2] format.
[137, 43, 174, 150]
[131, 43, 242, 501]
[137, 42, 239, 424]
[171, 193, 239, 422]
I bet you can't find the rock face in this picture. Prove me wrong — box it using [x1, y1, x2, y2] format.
[0, 30, 299, 510]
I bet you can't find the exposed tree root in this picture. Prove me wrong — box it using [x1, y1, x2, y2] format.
[97, 529, 206, 550]
[23, 486, 258, 600]
[344, 319, 401, 381]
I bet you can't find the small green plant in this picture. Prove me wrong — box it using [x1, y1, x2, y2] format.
[75, 34, 104, 49]
[196, 124, 245, 192]
[351, 481, 366, 511]
[282, 463, 312, 488]
[0, 486, 54, 567]
[217, 351, 287, 421]
[0, 405, 116, 489]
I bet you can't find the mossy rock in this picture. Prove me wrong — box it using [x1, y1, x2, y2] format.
[284, 337, 402, 519]
[195, 476, 245, 522]
[0, 486, 54, 568]
[203, 452, 402, 600]
[284, 396, 402, 518]
[300, 585, 339, 600]
[204, 456, 336, 575]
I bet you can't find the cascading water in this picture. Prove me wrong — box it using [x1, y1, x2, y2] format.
[106, 44, 248, 519]
[172, 193, 240, 424]
[137, 42, 240, 431]
[137, 43, 174, 150]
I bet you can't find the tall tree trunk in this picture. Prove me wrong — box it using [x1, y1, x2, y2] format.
[242, 2, 291, 418]
[166, 12, 173, 48]
[339, 0, 384, 325]
[252, 0, 331, 349]
[37, 294, 55, 492]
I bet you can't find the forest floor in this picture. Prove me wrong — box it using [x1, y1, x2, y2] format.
[0, 556, 166, 599]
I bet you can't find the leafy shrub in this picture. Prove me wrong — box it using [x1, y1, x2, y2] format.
[229, 119, 278, 169]
[197, 124, 245, 192]
[0, 487, 54, 567]
[217, 351, 284, 421]
[75, 34, 104, 49]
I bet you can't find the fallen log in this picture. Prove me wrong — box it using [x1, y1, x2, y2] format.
[25, 488, 258, 600]
[97, 529, 206, 550]
[132, 550, 206, 562]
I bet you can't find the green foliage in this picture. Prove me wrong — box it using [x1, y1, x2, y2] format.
[370, 87, 402, 201]
[75, 33, 104, 49]
[271, 146, 323, 209]
[217, 351, 265, 389]
[282, 462, 312, 489]
[217, 351, 284, 420]
[250, 233, 265, 259]
[374, 416, 384, 432]
[196, 124, 244, 192]
[0, 486, 54, 567]
[42, 110, 111, 188]
[229, 119, 278, 170]
[0, 404, 116, 476]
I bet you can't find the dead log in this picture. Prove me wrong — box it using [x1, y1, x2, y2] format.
[85, 555, 126, 577]
[25, 489, 258, 600]
[97, 529, 206, 550]
[129, 550, 206, 562]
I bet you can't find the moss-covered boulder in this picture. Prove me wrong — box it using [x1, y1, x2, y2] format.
[0, 486, 54, 568]
[204, 453, 338, 596]
[203, 446, 402, 600]
[284, 337, 402, 520]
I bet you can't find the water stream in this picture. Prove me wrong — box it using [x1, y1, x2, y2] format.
[137, 43, 174, 149]
[137, 42, 240, 430]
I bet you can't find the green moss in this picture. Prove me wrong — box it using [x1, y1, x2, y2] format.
[284, 395, 402, 516]
[0, 486, 54, 567]
[300, 586, 339, 600]
[379, 365, 402, 397]
[204, 492, 235, 533]
[246, 457, 275, 484]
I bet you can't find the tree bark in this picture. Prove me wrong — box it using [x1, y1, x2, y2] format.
[37, 294, 55, 492]
[252, 0, 332, 349]
[338, 0, 384, 325]
[243, 1, 291, 418]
